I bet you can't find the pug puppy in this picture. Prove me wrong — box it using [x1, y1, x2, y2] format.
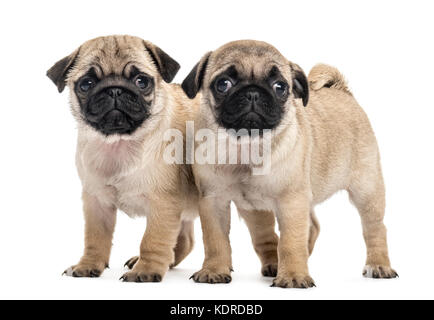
[182, 40, 397, 288]
[47, 35, 198, 282]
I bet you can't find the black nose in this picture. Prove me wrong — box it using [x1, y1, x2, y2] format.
[246, 90, 260, 102]
[106, 87, 123, 98]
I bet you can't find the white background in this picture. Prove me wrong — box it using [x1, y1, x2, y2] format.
[0, 0, 433, 300]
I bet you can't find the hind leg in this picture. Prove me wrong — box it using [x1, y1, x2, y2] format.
[125, 220, 194, 270]
[124, 256, 139, 270]
[238, 208, 279, 277]
[171, 220, 195, 268]
[349, 168, 398, 279]
[308, 210, 320, 256]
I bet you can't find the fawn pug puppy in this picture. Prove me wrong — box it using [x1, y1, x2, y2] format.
[47, 35, 198, 282]
[181, 40, 397, 288]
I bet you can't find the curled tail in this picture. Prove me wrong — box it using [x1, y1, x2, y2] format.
[308, 63, 352, 95]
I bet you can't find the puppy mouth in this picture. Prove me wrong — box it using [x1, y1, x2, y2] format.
[87, 108, 150, 135]
[219, 110, 281, 134]
[223, 111, 263, 128]
[97, 109, 134, 135]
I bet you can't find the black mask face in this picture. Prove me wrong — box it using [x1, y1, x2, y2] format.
[211, 66, 289, 135]
[74, 67, 153, 135]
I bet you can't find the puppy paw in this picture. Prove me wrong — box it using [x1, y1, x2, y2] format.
[124, 256, 139, 270]
[63, 263, 106, 278]
[191, 268, 232, 284]
[363, 265, 398, 279]
[120, 260, 165, 283]
[272, 273, 316, 289]
[261, 264, 278, 277]
[120, 271, 163, 283]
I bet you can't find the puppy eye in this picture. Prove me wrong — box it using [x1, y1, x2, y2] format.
[216, 78, 233, 94]
[79, 78, 96, 92]
[135, 75, 151, 90]
[273, 81, 288, 98]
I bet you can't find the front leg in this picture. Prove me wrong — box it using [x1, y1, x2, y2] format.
[64, 190, 116, 278]
[273, 191, 315, 288]
[121, 201, 182, 283]
[191, 196, 232, 284]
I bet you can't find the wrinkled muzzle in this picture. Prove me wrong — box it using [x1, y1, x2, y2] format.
[84, 86, 149, 135]
[218, 85, 283, 134]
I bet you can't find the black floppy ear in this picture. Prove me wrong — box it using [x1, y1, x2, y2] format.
[181, 52, 212, 99]
[46, 49, 80, 93]
[143, 41, 180, 83]
[291, 64, 309, 107]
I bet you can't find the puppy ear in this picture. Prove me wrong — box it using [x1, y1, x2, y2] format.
[46, 48, 80, 93]
[143, 41, 180, 83]
[291, 63, 309, 107]
[181, 52, 212, 99]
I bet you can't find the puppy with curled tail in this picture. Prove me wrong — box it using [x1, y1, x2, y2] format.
[182, 40, 397, 288]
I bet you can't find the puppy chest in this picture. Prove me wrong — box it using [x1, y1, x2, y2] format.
[115, 191, 151, 217]
[107, 178, 153, 217]
[232, 185, 276, 212]
[203, 169, 278, 212]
